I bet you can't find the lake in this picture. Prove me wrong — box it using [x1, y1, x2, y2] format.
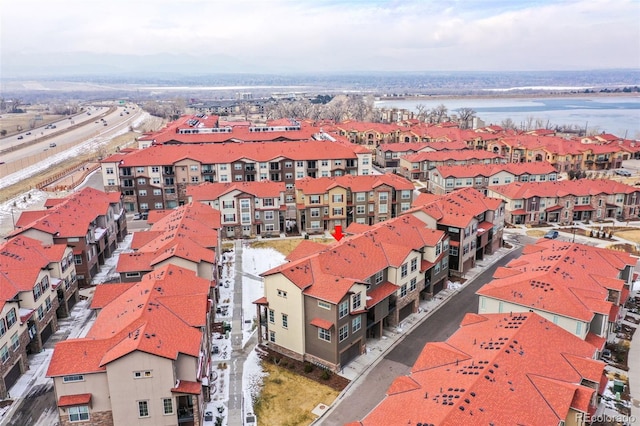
[374, 95, 640, 139]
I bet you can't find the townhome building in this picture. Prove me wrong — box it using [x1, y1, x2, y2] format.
[100, 141, 371, 213]
[429, 161, 558, 195]
[399, 150, 505, 181]
[294, 174, 414, 233]
[0, 236, 77, 398]
[354, 312, 604, 426]
[374, 140, 468, 170]
[47, 265, 213, 426]
[186, 181, 287, 238]
[408, 187, 505, 277]
[254, 215, 448, 371]
[11, 188, 126, 287]
[487, 179, 640, 225]
[117, 203, 221, 288]
[477, 239, 634, 354]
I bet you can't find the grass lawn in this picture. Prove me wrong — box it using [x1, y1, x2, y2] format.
[250, 237, 333, 256]
[254, 362, 340, 426]
[613, 229, 640, 244]
[526, 230, 547, 238]
[607, 243, 640, 256]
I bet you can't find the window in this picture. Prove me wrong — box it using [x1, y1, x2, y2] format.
[309, 195, 320, 204]
[352, 293, 361, 310]
[442, 257, 448, 269]
[379, 204, 388, 214]
[63, 374, 85, 383]
[6, 309, 16, 328]
[163, 398, 173, 415]
[0, 345, 8, 363]
[37, 305, 45, 321]
[318, 301, 331, 310]
[332, 194, 343, 203]
[401, 202, 410, 212]
[69, 406, 89, 422]
[401, 263, 408, 278]
[282, 314, 288, 329]
[138, 400, 149, 418]
[264, 211, 274, 220]
[339, 300, 349, 318]
[269, 331, 276, 342]
[321, 160, 329, 167]
[151, 166, 159, 173]
[410, 258, 417, 272]
[339, 324, 349, 342]
[332, 208, 343, 216]
[0, 319, 6, 338]
[10, 333, 19, 351]
[356, 192, 366, 202]
[106, 167, 114, 174]
[374, 270, 384, 284]
[410, 278, 417, 292]
[318, 328, 331, 342]
[134, 370, 152, 379]
[399, 284, 408, 298]
[269, 309, 275, 323]
[155, 202, 163, 209]
[449, 246, 459, 256]
[352, 316, 362, 333]
[310, 208, 320, 217]
[45, 296, 52, 312]
[137, 178, 146, 185]
[356, 205, 365, 214]
[435, 261, 441, 274]
[277, 289, 287, 298]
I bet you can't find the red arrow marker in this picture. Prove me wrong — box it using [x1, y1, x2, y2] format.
[332, 225, 344, 241]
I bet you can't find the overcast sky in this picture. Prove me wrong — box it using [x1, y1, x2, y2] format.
[2, 0, 639, 75]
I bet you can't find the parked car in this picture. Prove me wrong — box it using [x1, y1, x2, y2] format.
[49, 143, 57, 148]
[26, 132, 31, 135]
[133, 212, 148, 220]
[544, 230, 559, 239]
[615, 169, 632, 177]
[17, 135, 23, 139]
[602, 348, 612, 359]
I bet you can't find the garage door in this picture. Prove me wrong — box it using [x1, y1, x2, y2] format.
[40, 322, 54, 344]
[399, 303, 413, 322]
[340, 341, 361, 367]
[4, 362, 22, 393]
[67, 293, 77, 311]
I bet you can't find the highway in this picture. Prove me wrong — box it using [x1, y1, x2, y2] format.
[0, 104, 143, 179]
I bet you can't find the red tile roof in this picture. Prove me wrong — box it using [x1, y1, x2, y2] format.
[47, 264, 210, 377]
[477, 239, 634, 323]
[171, 380, 202, 395]
[188, 180, 286, 202]
[490, 179, 639, 200]
[433, 161, 557, 179]
[310, 318, 334, 330]
[90, 283, 136, 309]
[295, 173, 414, 195]
[409, 187, 503, 229]
[360, 313, 602, 425]
[404, 150, 502, 163]
[366, 282, 398, 308]
[57, 393, 92, 407]
[263, 215, 445, 307]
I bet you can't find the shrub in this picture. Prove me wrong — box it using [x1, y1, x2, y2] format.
[304, 363, 314, 373]
[321, 369, 331, 380]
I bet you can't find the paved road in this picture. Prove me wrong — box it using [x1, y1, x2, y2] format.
[321, 244, 526, 425]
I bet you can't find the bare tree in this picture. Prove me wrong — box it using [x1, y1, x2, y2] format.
[501, 118, 517, 130]
[238, 102, 252, 121]
[415, 104, 428, 122]
[457, 107, 476, 129]
[10, 98, 22, 113]
[432, 104, 448, 123]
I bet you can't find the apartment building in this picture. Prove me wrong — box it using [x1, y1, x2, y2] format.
[408, 187, 505, 276]
[11, 188, 127, 287]
[255, 215, 448, 371]
[100, 141, 372, 213]
[116, 203, 221, 287]
[429, 161, 558, 195]
[374, 140, 468, 170]
[137, 114, 319, 147]
[355, 312, 603, 426]
[477, 239, 634, 350]
[487, 179, 640, 225]
[294, 174, 414, 234]
[399, 150, 505, 181]
[187, 181, 286, 238]
[484, 134, 633, 172]
[48, 265, 213, 426]
[0, 236, 77, 398]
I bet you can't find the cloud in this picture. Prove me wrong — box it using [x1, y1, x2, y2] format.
[1, 0, 638, 73]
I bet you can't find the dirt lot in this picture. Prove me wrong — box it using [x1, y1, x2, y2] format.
[254, 347, 347, 426]
[0, 108, 65, 137]
[250, 237, 334, 256]
[613, 229, 640, 244]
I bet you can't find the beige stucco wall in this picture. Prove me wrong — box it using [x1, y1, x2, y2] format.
[263, 274, 305, 355]
[478, 296, 587, 338]
[54, 372, 111, 412]
[106, 351, 179, 426]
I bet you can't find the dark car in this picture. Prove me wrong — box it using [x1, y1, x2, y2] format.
[544, 230, 559, 239]
[17, 135, 23, 139]
[133, 212, 148, 221]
